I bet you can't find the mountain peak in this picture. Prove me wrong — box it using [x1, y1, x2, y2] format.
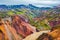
[0, 4, 52, 10]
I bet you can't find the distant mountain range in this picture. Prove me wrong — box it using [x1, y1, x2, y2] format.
[0, 4, 52, 10]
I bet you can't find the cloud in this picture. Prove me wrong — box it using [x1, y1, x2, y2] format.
[0, 0, 60, 7]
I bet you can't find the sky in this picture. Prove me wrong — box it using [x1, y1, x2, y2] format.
[0, 0, 60, 7]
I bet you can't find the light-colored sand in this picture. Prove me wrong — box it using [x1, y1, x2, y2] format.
[23, 30, 50, 40]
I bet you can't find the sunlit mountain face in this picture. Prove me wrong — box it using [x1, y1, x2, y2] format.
[0, 0, 60, 40]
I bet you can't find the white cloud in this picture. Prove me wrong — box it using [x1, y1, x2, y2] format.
[0, 0, 60, 7]
[33, 5, 53, 7]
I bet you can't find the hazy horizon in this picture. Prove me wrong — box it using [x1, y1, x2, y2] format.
[0, 0, 60, 7]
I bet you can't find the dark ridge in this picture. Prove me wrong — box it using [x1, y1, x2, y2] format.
[36, 33, 54, 40]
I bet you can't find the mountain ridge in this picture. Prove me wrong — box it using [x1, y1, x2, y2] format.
[0, 4, 52, 10]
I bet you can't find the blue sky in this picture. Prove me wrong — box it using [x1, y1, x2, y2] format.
[0, 0, 60, 7]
